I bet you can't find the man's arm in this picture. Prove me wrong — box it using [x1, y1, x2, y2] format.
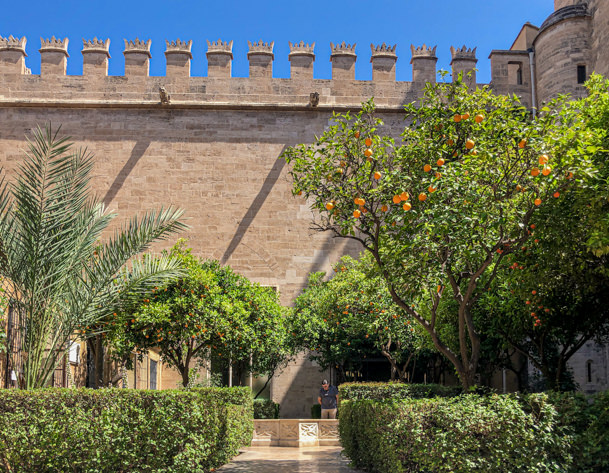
[318, 396, 322, 405]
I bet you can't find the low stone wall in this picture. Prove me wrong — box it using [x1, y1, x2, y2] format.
[252, 419, 340, 447]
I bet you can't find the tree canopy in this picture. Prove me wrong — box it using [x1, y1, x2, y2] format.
[108, 242, 291, 389]
[283, 77, 603, 389]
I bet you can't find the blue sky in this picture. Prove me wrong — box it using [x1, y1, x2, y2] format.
[2, 0, 553, 83]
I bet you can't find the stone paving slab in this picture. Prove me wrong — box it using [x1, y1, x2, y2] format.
[217, 446, 365, 472]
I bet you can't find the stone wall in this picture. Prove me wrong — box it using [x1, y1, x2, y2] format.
[590, 0, 609, 77]
[534, 14, 592, 105]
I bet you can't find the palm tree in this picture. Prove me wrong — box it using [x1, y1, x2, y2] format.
[0, 126, 188, 389]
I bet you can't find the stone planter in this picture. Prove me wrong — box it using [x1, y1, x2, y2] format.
[252, 419, 340, 447]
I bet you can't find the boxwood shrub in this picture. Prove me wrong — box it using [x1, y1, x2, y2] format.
[340, 381, 461, 401]
[340, 393, 571, 473]
[253, 398, 280, 419]
[0, 387, 253, 473]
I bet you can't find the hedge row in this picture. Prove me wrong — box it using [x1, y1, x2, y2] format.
[340, 393, 571, 473]
[340, 382, 462, 401]
[340, 390, 609, 473]
[0, 387, 253, 473]
[253, 398, 280, 419]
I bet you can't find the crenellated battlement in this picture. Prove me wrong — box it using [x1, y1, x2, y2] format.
[0, 34, 481, 110]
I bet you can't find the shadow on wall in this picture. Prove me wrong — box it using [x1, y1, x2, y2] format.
[221, 146, 287, 265]
[103, 139, 151, 207]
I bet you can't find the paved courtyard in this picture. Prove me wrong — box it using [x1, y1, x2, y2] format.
[217, 447, 364, 472]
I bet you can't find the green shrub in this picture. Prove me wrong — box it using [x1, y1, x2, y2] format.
[0, 387, 253, 473]
[546, 391, 609, 473]
[339, 381, 461, 401]
[253, 399, 280, 419]
[340, 393, 571, 473]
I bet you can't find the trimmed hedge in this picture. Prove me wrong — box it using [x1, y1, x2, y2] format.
[0, 387, 253, 473]
[340, 393, 571, 473]
[548, 391, 609, 473]
[340, 382, 461, 401]
[253, 399, 280, 419]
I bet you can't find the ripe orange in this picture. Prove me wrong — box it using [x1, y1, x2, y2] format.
[566, 172, 574, 179]
[475, 114, 484, 123]
[340, 160, 346, 167]
[465, 139, 475, 149]
[381, 204, 388, 212]
[424, 164, 432, 172]
[400, 191, 410, 201]
[553, 191, 560, 198]
[353, 209, 361, 218]
[539, 155, 549, 165]
[437, 158, 445, 166]
[447, 139, 454, 146]
[518, 139, 527, 149]
[325, 202, 334, 211]
[365, 138, 372, 147]
[534, 198, 542, 206]
[470, 150, 479, 156]
[297, 190, 302, 196]
[354, 131, 360, 138]
[452, 151, 458, 157]
[531, 167, 540, 177]
[428, 186, 436, 193]
[454, 114, 461, 123]
[418, 193, 427, 202]
[530, 224, 536, 229]
[532, 290, 537, 295]
[364, 148, 373, 157]
[435, 172, 442, 179]
[392, 195, 401, 204]
[402, 202, 412, 211]
[461, 113, 470, 120]
[374, 171, 382, 180]
[542, 166, 551, 176]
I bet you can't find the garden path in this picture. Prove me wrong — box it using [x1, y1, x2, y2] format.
[217, 446, 364, 472]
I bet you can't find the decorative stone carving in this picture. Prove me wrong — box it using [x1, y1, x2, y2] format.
[289, 41, 315, 58]
[330, 41, 356, 57]
[39, 36, 69, 55]
[207, 39, 233, 57]
[82, 37, 110, 57]
[124, 38, 151, 57]
[254, 421, 279, 439]
[319, 422, 340, 439]
[280, 421, 299, 439]
[411, 44, 437, 59]
[450, 45, 477, 61]
[165, 39, 193, 58]
[371, 43, 397, 59]
[248, 40, 274, 58]
[299, 422, 319, 439]
[0, 35, 27, 54]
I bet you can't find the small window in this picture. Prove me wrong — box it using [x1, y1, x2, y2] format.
[577, 65, 587, 84]
[516, 67, 523, 86]
[68, 341, 80, 364]
[586, 360, 593, 383]
[149, 359, 158, 390]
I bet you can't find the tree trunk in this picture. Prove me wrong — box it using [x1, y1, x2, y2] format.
[94, 334, 104, 389]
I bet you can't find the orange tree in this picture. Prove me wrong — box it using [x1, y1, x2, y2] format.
[282, 79, 598, 389]
[108, 242, 289, 388]
[291, 254, 425, 383]
[477, 76, 609, 390]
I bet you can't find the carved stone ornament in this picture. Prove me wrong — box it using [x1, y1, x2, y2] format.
[0, 35, 27, 54]
[450, 45, 477, 60]
[371, 43, 397, 59]
[289, 41, 315, 57]
[248, 40, 274, 58]
[165, 39, 193, 58]
[124, 38, 152, 57]
[330, 41, 356, 57]
[39, 36, 69, 55]
[82, 37, 110, 57]
[411, 44, 438, 59]
[207, 39, 233, 59]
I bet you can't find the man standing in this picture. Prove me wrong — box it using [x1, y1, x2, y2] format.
[318, 379, 339, 419]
